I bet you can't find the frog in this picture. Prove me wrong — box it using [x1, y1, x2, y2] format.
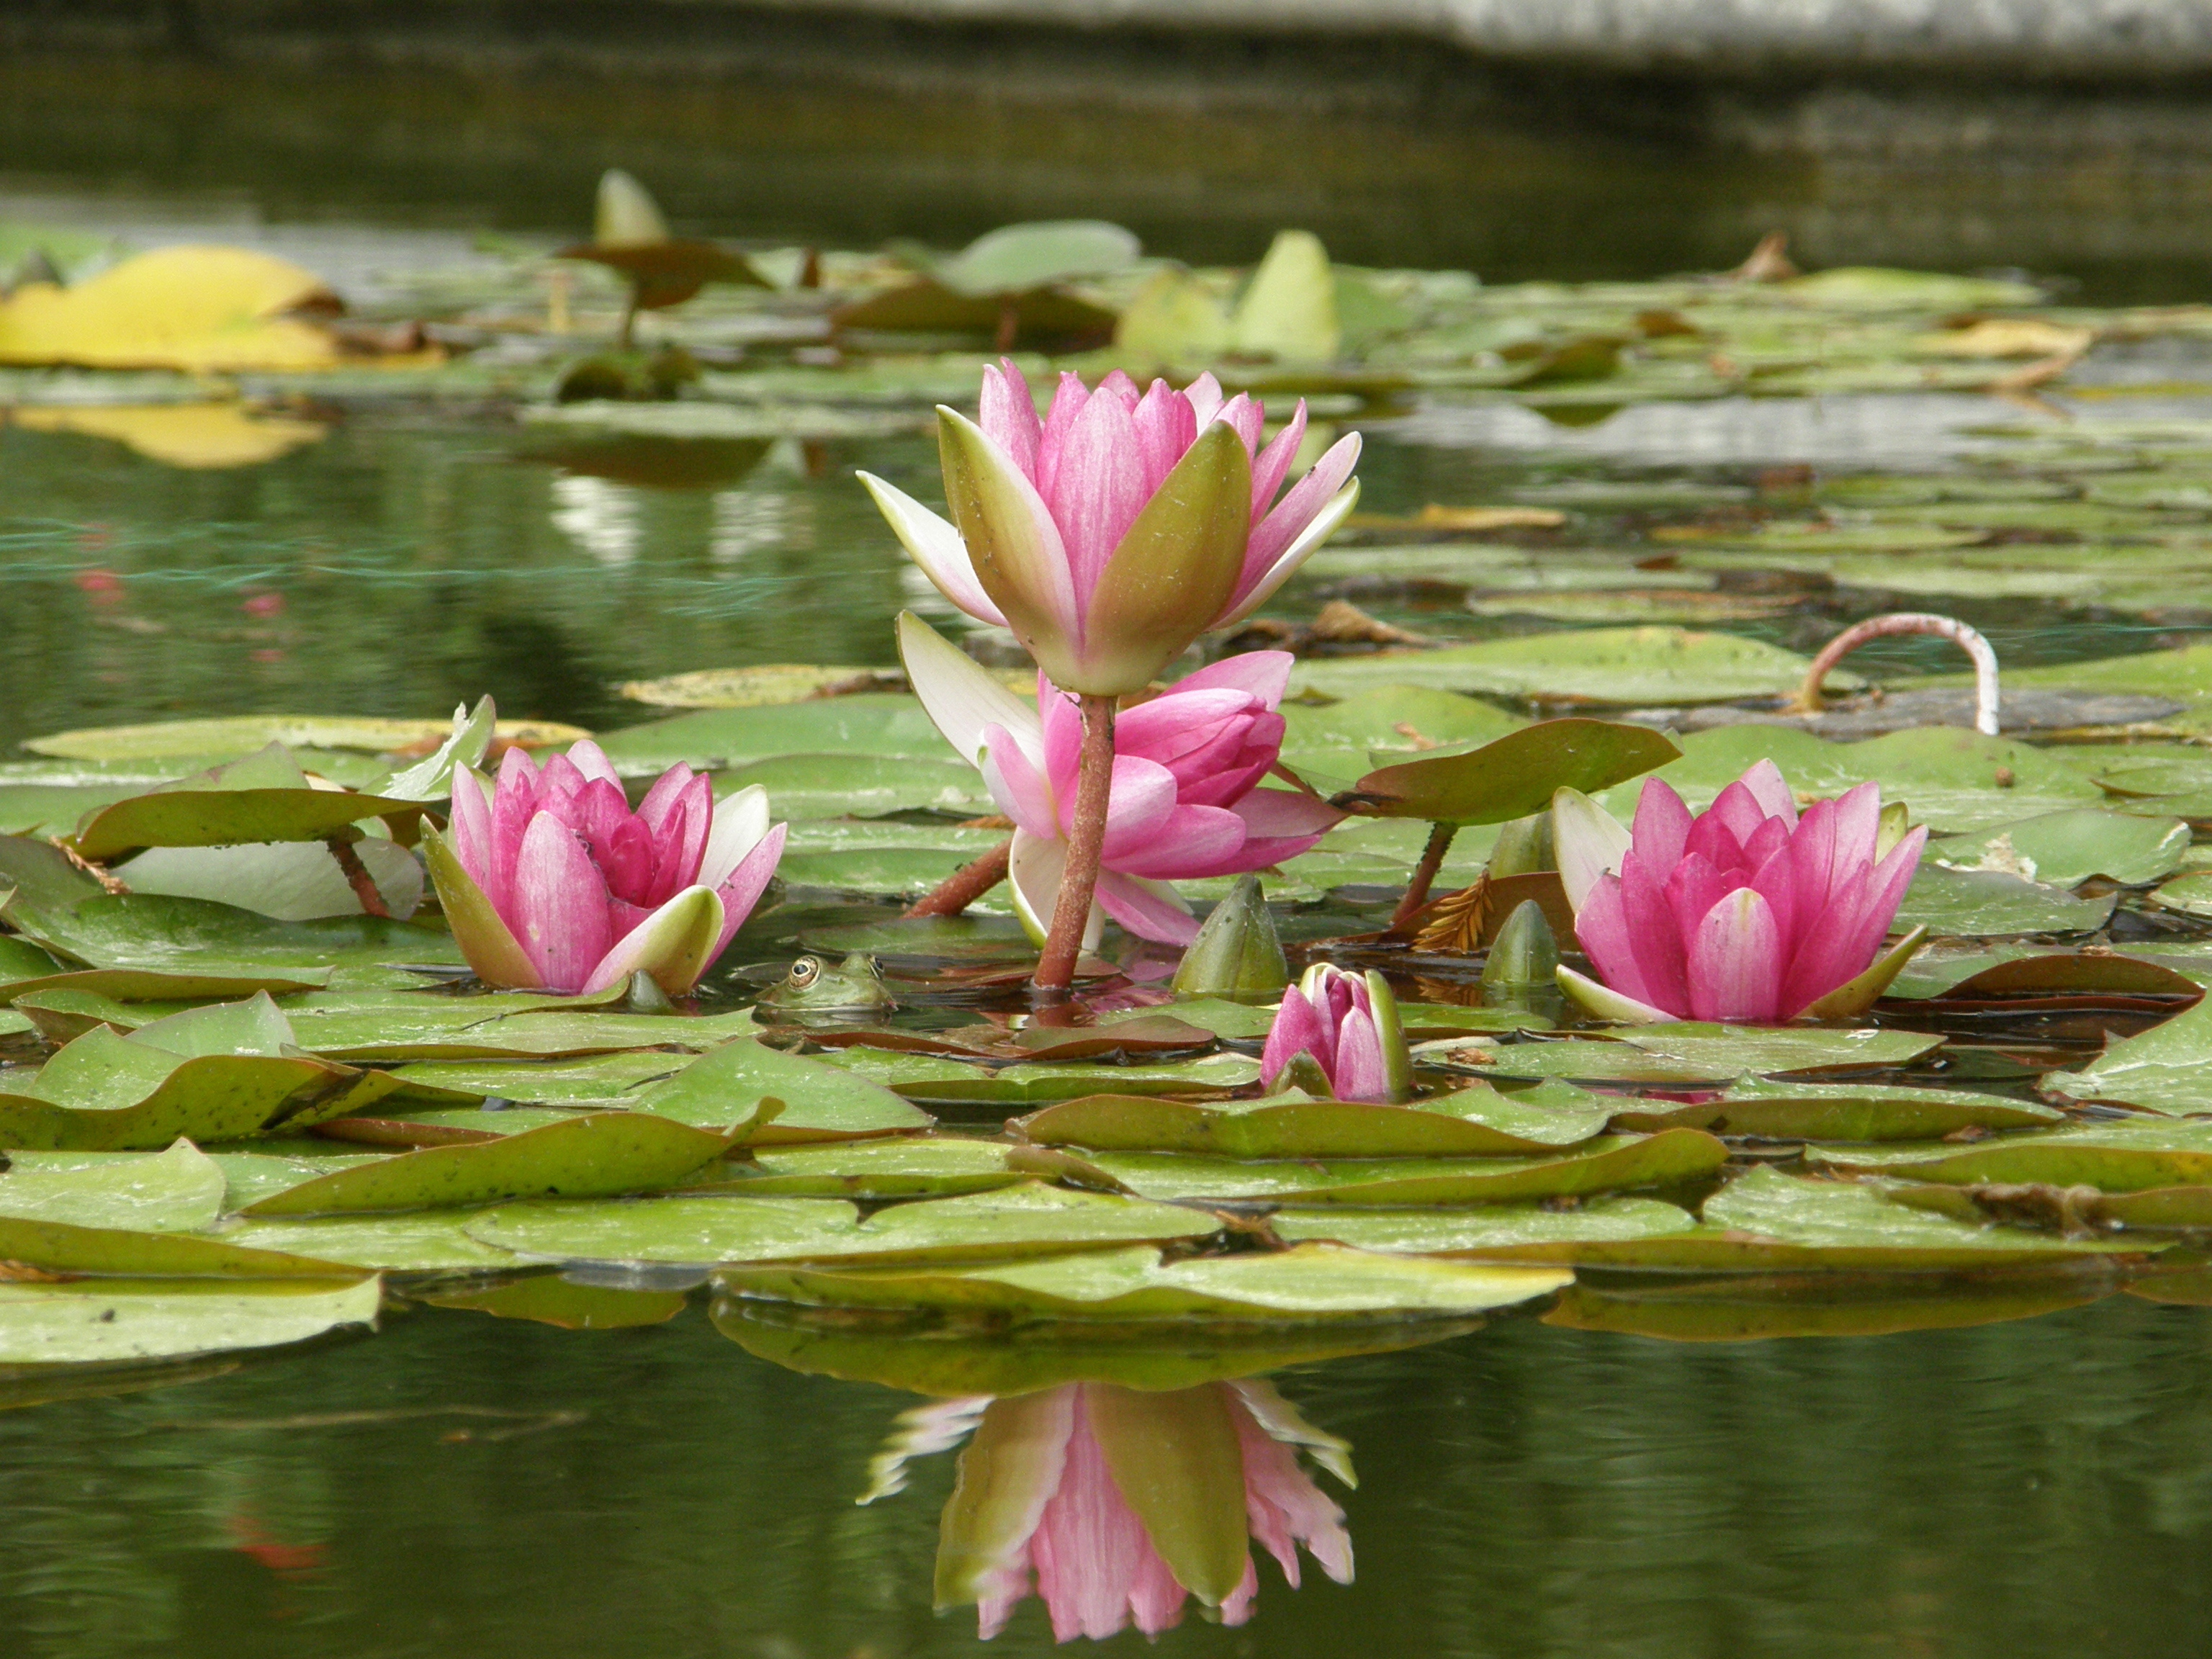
[759, 952, 895, 1017]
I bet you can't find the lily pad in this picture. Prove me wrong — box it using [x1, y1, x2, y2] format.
[716, 1241, 1570, 1322]
[1290, 627, 1840, 705]
[721, 1137, 1025, 1198]
[713, 753, 989, 819]
[595, 696, 950, 771]
[387, 1051, 696, 1107]
[0, 1276, 382, 1365]
[4, 887, 462, 984]
[0, 1212, 361, 1278]
[1010, 1084, 1612, 1158]
[1066, 1128, 1727, 1206]
[1439, 1025, 1939, 1084]
[818, 1046, 1260, 1105]
[0, 1141, 225, 1231]
[1894, 867, 2117, 937]
[415, 1275, 687, 1329]
[1271, 1197, 1699, 1260]
[1609, 1077, 2064, 1140]
[1928, 810, 2190, 889]
[626, 1038, 934, 1140]
[69, 752, 420, 859]
[2045, 998, 2212, 1111]
[1334, 719, 1679, 824]
[213, 1213, 526, 1272]
[239, 1112, 746, 1215]
[1811, 1118, 2212, 1192]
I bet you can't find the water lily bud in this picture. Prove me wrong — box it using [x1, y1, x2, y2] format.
[1876, 799, 1914, 861]
[1488, 812, 1552, 878]
[1481, 899, 1558, 997]
[1261, 962, 1411, 1103]
[1172, 874, 1290, 997]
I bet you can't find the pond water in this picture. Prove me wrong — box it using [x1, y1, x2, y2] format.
[12, 48, 2212, 1659]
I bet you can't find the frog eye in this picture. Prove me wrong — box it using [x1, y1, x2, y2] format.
[788, 956, 822, 987]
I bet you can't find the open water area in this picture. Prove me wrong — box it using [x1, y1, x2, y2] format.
[9, 42, 2212, 1659]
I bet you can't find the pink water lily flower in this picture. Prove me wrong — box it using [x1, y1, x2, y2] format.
[861, 361, 1362, 696]
[914, 1380, 1354, 1643]
[1259, 963, 1410, 1102]
[425, 740, 786, 996]
[1555, 760, 1928, 1022]
[899, 612, 1339, 946]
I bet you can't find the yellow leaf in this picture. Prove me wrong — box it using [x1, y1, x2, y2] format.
[1912, 319, 2094, 359]
[0, 246, 343, 372]
[10, 403, 326, 469]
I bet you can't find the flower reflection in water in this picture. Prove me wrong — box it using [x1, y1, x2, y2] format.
[868, 1380, 1354, 1642]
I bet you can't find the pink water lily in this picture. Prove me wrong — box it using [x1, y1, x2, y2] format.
[860, 361, 1362, 696]
[1260, 963, 1410, 1102]
[424, 740, 786, 996]
[917, 1380, 1354, 1643]
[1555, 760, 1928, 1023]
[899, 612, 1339, 947]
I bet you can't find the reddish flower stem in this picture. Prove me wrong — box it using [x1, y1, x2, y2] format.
[1388, 822, 1458, 930]
[1793, 611, 2001, 736]
[1033, 693, 1115, 992]
[326, 838, 392, 918]
[906, 839, 1012, 918]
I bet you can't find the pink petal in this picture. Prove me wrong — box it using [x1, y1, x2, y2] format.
[1236, 431, 1360, 601]
[1686, 887, 1784, 1022]
[449, 769, 500, 905]
[1182, 372, 1226, 427]
[643, 770, 713, 903]
[564, 739, 622, 787]
[1231, 1391, 1353, 1588]
[1173, 649, 1294, 705]
[1130, 377, 1199, 496]
[635, 763, 698, 833]
[1030, 1391, 1170, 1642]
[1682, 811, 1750, 875]
[1229, 788, 1340, 865]
[1033, 371, 1091, 503]
[1249, 400, 1308, 518]
[979, 357, 1042, 480]
[1114, 689, 1257, 771]
[1093, 869, 1200, 945]
[1707, 777, 1779, 850]
[1619, 855, 1694, 1016]
[1328, 1007, 1390, 1102]
[1104, 804, 1249, 880]
[1040, 679, 1084, 801]
[1629, 777, 1694, 874]
[1095, 755, 1181, 860]
[979, 725, 1061, 842]
[511, 811, 614, 994]
[1216, 1557, 1262, 1628]
[1737, 758, 1799, 825]
[707, 820, 787, 964]
[1213, 392, 1265, 459]
[487, 747, 542, 915]
[1261, 985, 1327, 1088]
[1573, 876, 1657, 1007]
[1045, 387, 1151, 613]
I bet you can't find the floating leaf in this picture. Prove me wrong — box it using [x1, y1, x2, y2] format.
[1064, 1129, 1727, 1206]
[69, 749, 421, 859]
[1335, 719, 1679, 824]
[0, 1277, 382, 1365]
[1928, 810, 2189, 889]
[718, 1241, 1569, 1321]
[385, 1051, 694, 1108]
[1290, 628, 1840, 704]
[1894, 867, 2118, 937]
[595, 697, 950, 772]
[213, 1213, 525, 1273]
[237, 1112, 745, 1216]
[916, 221, 1141, 297]
[1228, 230, 1341, 363]
[415, 1275, 686, 1329]
[118, 839, 423, 922]
[0, 1143, 225, 1231]
[24, 714, 587, 764]
[1272, 1197, 1698, 1260]
[2045, 997, 2212, 1111]
[1441, 1025, 1939, 1083]
[721, 1137, 1025, 1199]
[625, 1038, 933, 1141]
[467, 1182, 1216, 1267]
[1610, 1077, 2063, 1140]
[819, 1047, 1260, 1105]
[1812, 1119, 2212, 1192]
[0, 246, 344, 372]
[0, 1212, 360, 1278]
[714, 753, 990, 819]
[1011, 1084, 1611, 1158]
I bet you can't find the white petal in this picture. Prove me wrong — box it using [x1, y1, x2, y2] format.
[1551, 786, 1633, 914]
[897, 611, 1041, 770]
[699, 783, 772, 888]
[1007, 829, 1101, 952]
[857, 470, 1008, 626]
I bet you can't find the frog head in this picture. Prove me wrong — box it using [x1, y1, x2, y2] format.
[760, 952, 894, 1015]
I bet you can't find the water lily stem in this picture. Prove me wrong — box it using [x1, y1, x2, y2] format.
[907, 839, 1012, 917]
[1794, 611, 2001, 736]
[1034, 694, 1115, 992]
[327, 839, 391, 919]
[1389, 822, 1458, 929]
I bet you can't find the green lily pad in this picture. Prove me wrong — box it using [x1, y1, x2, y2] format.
[466, 1182, 1218, 1267]
[2045, 998, 2212, 1111]
[720, 1137, 1025, 1198]
[5, 888, 462, 984]
[1271, 1196, 1699, 1260]
[278, 1002, 758, 1064]
[717, 1241, 1570, 1322]
[415, 1275, 687, 1328]
[1438, 1025, 1939, 1084]
[239, 1112, 746, 1215]
[1609, 1077, 2064, 1140]
[1290, 627, 1842, 705]
[1890, 950, 2205, 1002]
[22, 714, 586, 763]
[308, 1108, 584, 1148]
[1277, 687, 1521, 764]
[1335, 718, 1680, 824]
[626, 1038, 934, 1140]
[1811, 1118, 2212, 1192]
[817, 1046, 1260, 1105]
[1010, 1084, 1612, 1158]
[0, 1141, 225, 1231]
[712, 753, 989, 820]
[1894, 867, 2117, 937]
[0, 1212, 361, 1278]
[212, 1213, 526, 1272]
[595, 696, 986, 772]
[2148, 872, 2212, 919]
[1562, 1166, 2147, 1271]
[0, 1276, 383, 1365]
[1066, 1128, 1727, 1206]
[387, 1051, 696, 1107]
[70, 756, 421, 860]
[1929, 809, 2191, 889]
